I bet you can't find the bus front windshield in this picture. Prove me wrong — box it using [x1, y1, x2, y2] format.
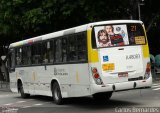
[93, 23, 146, 48]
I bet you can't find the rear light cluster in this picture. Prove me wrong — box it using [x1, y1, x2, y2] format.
[91, 67, 103, 85]
[144, 62, 151, 79]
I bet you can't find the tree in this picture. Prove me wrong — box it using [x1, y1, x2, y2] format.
[0, 0, 133, 41]
[1, 0, 160, 81]
[0, 0, 135, 81]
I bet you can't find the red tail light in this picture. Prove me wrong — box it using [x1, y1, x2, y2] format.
[146, 63, 151, 73]
[92, 68, 97, 73]
[91, 67, 103, 85]
[94, 73, 99, 78]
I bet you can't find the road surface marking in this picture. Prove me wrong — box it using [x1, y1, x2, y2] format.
[34, 103, 43, 106]
[2, 108, 19, 113]
[22, 106, 32, 108]
[3, 103, 13, 106]
[16, 101, 26, 103]
[152, 85, 160, 88]
[152, 83, 160, 86]
[152, 87, 160, 90]
[0, 95, 9, 98]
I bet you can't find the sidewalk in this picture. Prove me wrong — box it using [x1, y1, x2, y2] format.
[153, 78, 160, 84]
[152, 70, 160, 83]
[0, 81, 11, 92]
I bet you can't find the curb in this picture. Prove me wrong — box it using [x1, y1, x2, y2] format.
[153, 77, 160, 83]
[0, 81, 11, 92]
[0, 88, 11, 92]
[0, 86, 11, 92]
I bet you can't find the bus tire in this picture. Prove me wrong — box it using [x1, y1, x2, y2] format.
[93, 92, 112, 102]
[19, 82, 30, 98]
[52, 82, 63, 105]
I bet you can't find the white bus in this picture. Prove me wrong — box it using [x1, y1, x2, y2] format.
[8, 20, 152, 104]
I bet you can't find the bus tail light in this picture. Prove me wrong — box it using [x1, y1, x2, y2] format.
[91, 67, 103, 85]
[144, 62, 151, 79]
[92, 68, 98, 73]
[94, 73, 99, 78]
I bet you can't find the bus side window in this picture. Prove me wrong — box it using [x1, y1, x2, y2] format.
[49, 40, 54, 63]
[22, 46, 31, 65]
[55, 39, 62, 63]
[15, 48, 22, 66]
[77, 32, 87, 61]
[31, 43, 42, 65]
[42, 41, 49, 64]
[8, 49, 15, 72]
[68, 35, 77, 62]
[27, 46, 32, 65]
[42, 41, 54, 64]
[62, 38, 68, 62]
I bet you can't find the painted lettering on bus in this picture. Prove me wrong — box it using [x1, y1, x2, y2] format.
[126, 54, 140, 60]
[54, 68, 68, 76]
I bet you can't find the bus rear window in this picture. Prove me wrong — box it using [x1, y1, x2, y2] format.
[93, 23, 146, 48]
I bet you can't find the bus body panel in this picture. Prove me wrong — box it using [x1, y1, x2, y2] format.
[9, 63, 91, 98]
[90, 76, 152, 94]
[10, 72, 18, 93]
[87, 20, 152, 95]
[99, 46, 144, 84]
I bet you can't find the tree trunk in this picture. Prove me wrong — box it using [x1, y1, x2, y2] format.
[0, 57, 9, 82]
[0, 59, 4, 81]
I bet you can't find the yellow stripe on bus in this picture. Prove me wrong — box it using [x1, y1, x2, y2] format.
[142, 44, 149, 58]
[142, 25, 150, 58]
[32, 71, 36, 81]
[87, 29, 99, 63]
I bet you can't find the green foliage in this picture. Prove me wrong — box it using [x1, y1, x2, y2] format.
[1, 0, 160, 81]
[0, 0, 131, 40]
[0, 0, 159, 46]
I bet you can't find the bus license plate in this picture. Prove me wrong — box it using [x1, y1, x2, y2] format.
[118, 72, 128, 77]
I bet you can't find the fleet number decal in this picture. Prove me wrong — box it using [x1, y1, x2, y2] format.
[126, 54, 140, 60]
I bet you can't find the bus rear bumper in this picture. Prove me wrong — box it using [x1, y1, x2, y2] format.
[91, 76, 152, 94]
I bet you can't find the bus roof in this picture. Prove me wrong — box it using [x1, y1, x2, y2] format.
[9, 20, 143, 48]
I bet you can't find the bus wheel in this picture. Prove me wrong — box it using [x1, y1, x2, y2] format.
[52, 82, 63, 105]
[19, 82, 30, 98]
[93, 92, 112, 102]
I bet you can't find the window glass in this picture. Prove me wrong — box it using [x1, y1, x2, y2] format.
[127, 23, 145, 45]
[14, 32, 87, 66]
[42, 41, 54, 64]
[31, 43, 42, 64]
[22, 46, 31, 65]
[77, 33, 87, 61]
[93, 23, 146, 48]
[9, 49, 15, 68]
[55, 39, 62, 63]
[68, 35, 77, 62]
[48, 40, 54, 63]
[42, 42, 48, 63]
[62, 38, 68, 62]
[15, 48, 22, 66]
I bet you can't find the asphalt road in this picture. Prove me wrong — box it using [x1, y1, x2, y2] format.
[0, 82, 160, 113]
